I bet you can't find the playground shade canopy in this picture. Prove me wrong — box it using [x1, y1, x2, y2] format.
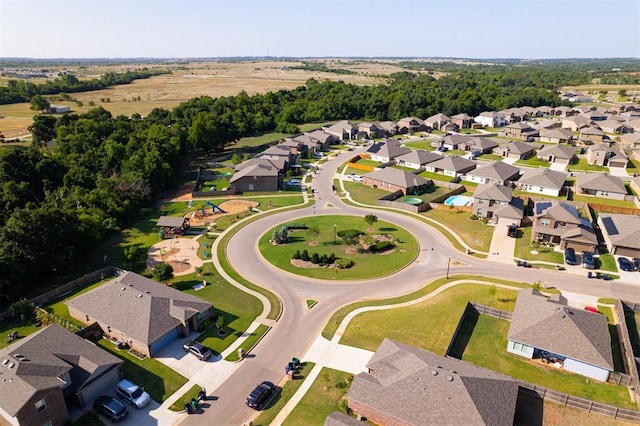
[156, 216, 186, 228]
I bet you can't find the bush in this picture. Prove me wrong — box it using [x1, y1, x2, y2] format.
[284, 223, 308, 230]
[301, 249, 310, 261]
[470, 214, 478, 220]
[311, 253, 320, 264]
[335, 259, 354, 269]
[337, 230, 363, 238]
[292, 250, 301, 260]
[328, 253, 336, 263]
[369, 241, 395, 253]
[320, 254, 329, 264]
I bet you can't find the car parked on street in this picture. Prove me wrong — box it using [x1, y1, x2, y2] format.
[564, 248, 577, 266]
[618, 257, 635, 272]
[581, 251, 595, 269]
[246, 381, 276, 410]
[116, 379, 151, 408]
[94, 395, 128, 422]
[183, 341, 212, 361]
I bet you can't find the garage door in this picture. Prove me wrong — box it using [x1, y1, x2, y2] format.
[614, 247, 640, 258]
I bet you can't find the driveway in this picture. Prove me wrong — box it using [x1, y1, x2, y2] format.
[549, 162, 567, 172]
[487, 224, 516, 264]
[608, 166, 629, 178]
[95, 399, 182, 426]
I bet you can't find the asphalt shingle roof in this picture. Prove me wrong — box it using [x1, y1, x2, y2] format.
[429, 155, 477, 173]
[519, 168, 567, 190]
[599, 213, 640, 250]
[576, 173, 626, 194]
[364, 168, 432, 189]
[395, 150, 442, 165]
[468, 161, 519, 181]
[474, 183, 513, 202]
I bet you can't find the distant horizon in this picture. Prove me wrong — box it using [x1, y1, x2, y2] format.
[1, 56, 638, 61]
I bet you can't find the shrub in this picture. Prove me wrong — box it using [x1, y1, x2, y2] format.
[328, 253, 336, 263]
[284, 223, 308, 230]
[470, 214, 478, 220]
[292, 250, 301, 260]
[301, 249, 310, 261]
[369, 241, 395, 253]
[335, 259, 354, 269]
[311, 253, 320, 264]
[337, 230, 363, 238]
[341, 230, 363, 245]
[320, 254, 329, 264]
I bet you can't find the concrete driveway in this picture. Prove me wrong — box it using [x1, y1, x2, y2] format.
[608, 166, 629, 177]
[549, 162, 567, 171]
[487, 224, 516, 264]
[94, 398, 182, 426]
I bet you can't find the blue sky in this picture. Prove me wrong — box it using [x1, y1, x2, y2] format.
[1, 0, 639, 58]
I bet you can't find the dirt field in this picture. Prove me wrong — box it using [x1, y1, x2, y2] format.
[185, 199, 259, 227]
[146, 236, 203, 276]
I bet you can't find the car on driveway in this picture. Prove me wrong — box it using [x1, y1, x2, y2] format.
[286, 179, 301, 186]
[581, 251, 595, 269]
[183, 341, 212, 361]
[564, 248, 577, 266]
[246, 381, 276, 410]
[507, 224, 517, 238]
[116, 379, 151, 408]
[347, 173, 357, 180]
[633, 258, 640, 271]
[618, 257, 635, 272]
[94, 395, 128, 422]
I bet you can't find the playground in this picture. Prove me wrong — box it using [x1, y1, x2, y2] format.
[147, 237, 204, 276]
[185, 199, 259, 227]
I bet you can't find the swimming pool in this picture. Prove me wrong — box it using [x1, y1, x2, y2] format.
[444, 195, 473, 207]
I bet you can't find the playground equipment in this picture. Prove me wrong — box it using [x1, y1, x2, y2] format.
[206, 200, 226, 214]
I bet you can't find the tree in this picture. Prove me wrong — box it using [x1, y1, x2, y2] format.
[152, 263, 174, 284]
[231, 153, 242, 165]
[124, 246, 142, 270]
[364, 214, 378, 227]
[307, 225, 320, 242]
[30, 95, 50, 112]
[28, 115, 57, 148]
[215, 314, 225, 330]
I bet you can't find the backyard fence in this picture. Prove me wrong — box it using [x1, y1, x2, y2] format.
[469, 302, 513, 321]
[587, 203, 640, 215]
[617, 300, 640, 407]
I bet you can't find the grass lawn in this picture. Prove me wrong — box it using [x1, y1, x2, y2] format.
[282, 368, 352, 426]
[44, 277, 115, 327]
[515, 157, 551, 167]
[343, 166, 369, 176]
[478, 153, 504, 162]
[353, 158, 380, 167]
[627, 159, 640, 175]
[343, 181, 391, 205]
[514, 227, 563, 264]
[341, 283, 518, 354]
[169, 384, 202, 411]
[417, 170, 455, 182]
[443, 149, 466, 156]
[422, 208, 494, 252]
[459, 180, 478, 187]
[224, 324, 270, 361]
[597, 254, 619, 273]
[96, 338, 187, 403]
[572, 195, 638, 209]
[398, 186, 452, 203]
[567, 158, 609, 173]
[252, 362, 316, 426]
[404, 141, 435, 150]
[0, 319, 42, 350]
[454, 315, 634, 409]
[258, 215, 418, 280]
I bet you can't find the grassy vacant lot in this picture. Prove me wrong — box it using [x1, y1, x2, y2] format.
[514, 227, 563, 264]
[253, 362, 316, 426]
[454, 315, 634, 409]
[422, 208, 494, 253]
[340, 283, 518, 353]
[258, 215, 418, 280]
[567, 158, 609, 173]
[282, 368, 352, 426]
[342, 181, 390, 205]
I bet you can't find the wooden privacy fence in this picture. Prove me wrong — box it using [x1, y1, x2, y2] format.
[469, 302, 513, 321]
[617, 300, 640, 406]
[588, 203, 640, 215]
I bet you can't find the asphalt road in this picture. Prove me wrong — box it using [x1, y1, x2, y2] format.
[181, 147, 640, 426]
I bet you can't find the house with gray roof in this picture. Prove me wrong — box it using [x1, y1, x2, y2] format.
[599, 119, 625, 134]
[348, 339, 519, 426]
[473, 183, 524, 226]
[324, 120, 357, 140]
[0, 325, 123, 426]
[396, 117, 427, 133]
[579, 126, 606, 145]
[504, 122, 539, 140]
[461, 137, 499, 154]
[495, 141, 535, 160]
[305, 129, 338, 148]
[451, 113, 473, 129]
[395, 150, 442, 170]
[231, 162, 281, 192]
[518, 168, 567, 197]
[562, 115, 591, 132]
[465, 161, 520, 185]
[576, 173, 627, 200]
[507, 288, 613, 382]
[366, 139, 411, 163]
[539, 128, 574, 144]
[620, 132, 640, 149]
[67, 271, 214, 358]
[441, 134, 471, 151]
[376, 121, 399, 135]
[532, 201, 597, 251]
[362, 168, 432, 195]
[424, 113, 451, 130]
[536, 144, 577, 165]
[586, 145, 628, 168]
[597, 213, 640, 258]
[356, 122, 385, 139]
[424, 155, 476, 178]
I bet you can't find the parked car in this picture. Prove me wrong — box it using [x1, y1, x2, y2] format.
[347, 173, 357, 180]
[116, 379, 151, 408]
[632, 258, 640, 271]
[286, 179, 301, 186]
[564, 248, 577, 266]
[183, 341, 212, 361]
[507, 224, 517, 238]
[584, 306, 599, 313]
[581, 252, 595, 269]
[617, 257, 635, 272]
[246, 381, 276, 410]
[94, 395, 128, 423]
[352, 175, 363, 182]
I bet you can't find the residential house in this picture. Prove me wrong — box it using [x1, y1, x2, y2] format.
[279, 138, 309, 157]
[394, 150, 442, 170]
[623, 118, 640, 133]
[579, 126, 605, 145]
[536, 144, 577, 165]
[362, 168, 432, 195]
[47, 105, 71, 114]
[518, 168, 567, 197]
[586, 145, 628, 168]
[496, 141, 535, 160]
[534, 105, 554, 116]
[539, 128, 574, 144]
[507, 288, 613, 382]
[598, 119, 625, 134]
[67, 271, 214, 358]
[473, 183, 524, 226]
[324, 120, 357, 140]
[396, 117, 427, 133]
[619, 132, 640, 149]
[606, 150, 629, 168]
[474, 111, 506, 128]
[562, 115, 591, 132]
[450, 113, 474, 129]
[504, 122, 539, 140]
[357, 122, 384, 139]
[441, 134, 471, 151]
[554, 106, 576, 117]
[576, 173, 627, 200]
[376, 121, 399, 136]
[235, 156, 286, 173]
[465, 161, 520, 185]
[534, 118, 562, 131]
[579, 111, 607, 122]
[0, 325, 123, 426]
[461, 137, 498, 154]
[630, 175, 640, 194]
[306, 130, 338, 148]
[598, 213, 640, 257]
[532, 201, 597, 251]
[425, 155, 477, 178]
[441, 121, 460, 132]
[424, 113, 450, 130]
[256, 143, 295, 167]
[230, 163, 280, 192]
[348, 339, 519, 426]
[366, 139, 411, 163]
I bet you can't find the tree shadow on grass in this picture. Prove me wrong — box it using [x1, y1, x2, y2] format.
[378, 227, 397, 232]
[447, 309, 479, 359]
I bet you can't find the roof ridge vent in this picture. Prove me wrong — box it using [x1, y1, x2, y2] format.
[431, 370, 438, 376]
[2, 360, 8, 365]
[137, 294, 143, 298]
[446, 375, 453, 381]
[7, 363, 14, 369]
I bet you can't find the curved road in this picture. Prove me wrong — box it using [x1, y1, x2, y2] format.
[181, 148, 640, 425]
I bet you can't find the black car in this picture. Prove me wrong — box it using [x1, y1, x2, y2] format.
[564, 248, 577, 266]
[632, 258, 640, 271]
[581, 251, 595, 269]
[246, 381, 276, 410]
[507, 224, 517, 238]
[183, 341, 212, 361]
[618, 257, 635, 272]
[94, 395, 128, 423]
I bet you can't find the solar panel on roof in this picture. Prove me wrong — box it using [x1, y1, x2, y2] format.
[601, 217, 619, 235]
[535, 202, 552, 215]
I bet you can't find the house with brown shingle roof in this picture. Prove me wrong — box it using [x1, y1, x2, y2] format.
[366, 139, 411, 163]
[424, 113, 450, 130]
[424, 155, 477, 178]
[562, 115, 590, 132]
[67, 272, 213, 358]
[508, 288, 613, 382]
[395, 150, 442, 170]
[465, 161, 520, 185]
[473, 183, 524, 226]
[599, 119, 625, 134]
[324, 120, 358, 140]
[495, 141, 535, 160]
[0, 325, 123, 426]
[357, 122, 384, 139]
[462, 137, 498, 154]
[620, 132, 640, 149]
[362, 168, 432, 195]
[532, 201, 597, 251]
[451, 113, 473, 129]
[537, 144, 577, 165]
[539, 128, 574, 144]
[396, 117, 427, 133]
[579, 126, 606, 145]
[348, 339, 519, 426]
[376, 121, 399, 136]
[518, 168, 567, 197]
[504, 122, 539, 140]
[231, 162, 281, 192]
[598, 213, 640, 258]
[576, 173, 627, 200]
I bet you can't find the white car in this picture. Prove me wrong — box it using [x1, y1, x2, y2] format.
[347, 173, 357, 180]
[352, 175, 363, 182]
[115, 379, 151, 408]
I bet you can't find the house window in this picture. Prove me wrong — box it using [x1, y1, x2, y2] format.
[477, 199, 483, 205]
[35, 398, 47, 413]
[512, 342, 528, 353]
[557, 221, 566, 227]
[540, 219, 551, 227]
